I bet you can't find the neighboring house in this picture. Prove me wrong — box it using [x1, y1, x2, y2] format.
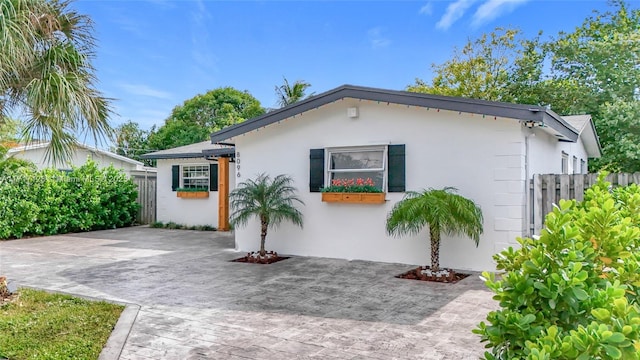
[141, 141, 235, 229]
[8, 142, 156, 177]
[147, 85, 601, 271]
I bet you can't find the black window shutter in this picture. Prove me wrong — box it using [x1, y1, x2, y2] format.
[309, 149, 325, 192]
[171, 165, 180, 191]
[210, 163, 218, 191]
[387, 144, 405, 192]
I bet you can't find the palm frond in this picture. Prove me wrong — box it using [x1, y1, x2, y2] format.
[229, 173, 304, 231]
[275, 77, 312, 107]
[1, 0, 112, 163]
[386, 187, 483, 245]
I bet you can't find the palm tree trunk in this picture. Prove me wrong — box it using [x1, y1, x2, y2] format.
[260, 215, 268, 257]
[430, 227, 440, 271]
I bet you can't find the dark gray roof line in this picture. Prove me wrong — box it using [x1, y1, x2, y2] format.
[210, 84, 579, 143]
[140, 152, 205, 160]
[202, 148, 235, 157]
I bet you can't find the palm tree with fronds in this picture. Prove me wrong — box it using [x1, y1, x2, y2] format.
[1, 0, 112, 165]
[386, 187, 483, 272]
[275, 77, 313, 108]
[230, 174, 304, 257]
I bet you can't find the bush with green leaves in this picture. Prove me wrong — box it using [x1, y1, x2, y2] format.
[475, 174, 640, 359]
[0, 159, 139, 239]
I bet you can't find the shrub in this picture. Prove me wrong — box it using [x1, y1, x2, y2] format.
[0, 159, 139, 239]
[474, 174, 640, 359]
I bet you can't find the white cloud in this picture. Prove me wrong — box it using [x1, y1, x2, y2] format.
[368, 27, 391, 49]
[472, 0, 529, 27]
[118, 83, 172, 100]
[436, 0, 477, 30]
[419, 2, 433, 15]
[144, 0, 175, 9]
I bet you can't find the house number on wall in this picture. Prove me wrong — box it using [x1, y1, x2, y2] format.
[236, 152, 241, 177]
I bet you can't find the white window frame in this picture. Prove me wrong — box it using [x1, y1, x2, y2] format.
[181, 164, 209, 190]
[325, 145, 388, 191]
[561, 152, 569, 175]
[581, 159, 586, 174]
[572, 156, 578, 174]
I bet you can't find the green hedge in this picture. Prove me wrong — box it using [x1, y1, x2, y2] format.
[475, 173, 640, 359]
[0, 159, 139, 239]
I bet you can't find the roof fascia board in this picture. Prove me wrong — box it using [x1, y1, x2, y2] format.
[541, 112, 579, 142]
[210, 85, 578, 143]
[140, 152, 206, 160]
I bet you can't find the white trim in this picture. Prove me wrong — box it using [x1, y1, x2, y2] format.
[324, 145, 388, 191]
[181, 164, 210, 189]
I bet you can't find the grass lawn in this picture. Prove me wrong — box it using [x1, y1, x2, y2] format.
[0, 288, 124, 360]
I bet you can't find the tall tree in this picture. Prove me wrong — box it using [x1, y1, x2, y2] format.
[275, 78, 313, 107]
[593, 99, 640, 172]
[546, 1, 640, 171]
[112, 120, 150, 163]
[408, 1, 640, 172]
[1, 0, 112, 164]
[548, 0, 640, 114]
[147, 87, 264, 150]
[407, 28, 523, 102]
[0, 118, 20, 148]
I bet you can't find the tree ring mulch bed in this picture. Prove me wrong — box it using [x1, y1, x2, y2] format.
[396, 266, 470, 283]
[231, 251, 290, 264]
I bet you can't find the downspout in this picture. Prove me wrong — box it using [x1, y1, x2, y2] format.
[524, 129, 535, 237]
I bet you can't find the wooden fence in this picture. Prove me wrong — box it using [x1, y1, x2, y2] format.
[131, 172, 157, 225]
[529, 173, 640, 234]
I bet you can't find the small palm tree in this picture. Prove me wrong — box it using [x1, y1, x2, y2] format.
[230, 174, 304, 256]
[275, 78, 313, 107]
[386, 187, 483, 272]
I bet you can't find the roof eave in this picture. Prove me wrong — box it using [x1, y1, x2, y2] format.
[210, 84, 579, 143]
[140, 152, 206, 160]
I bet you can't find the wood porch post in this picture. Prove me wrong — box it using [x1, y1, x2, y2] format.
[217, 157, 230, 231]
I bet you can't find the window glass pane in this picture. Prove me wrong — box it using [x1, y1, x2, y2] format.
[330, 171, 384, 190]
[330, 150, 383, 170]
[182, 165, 209, 189]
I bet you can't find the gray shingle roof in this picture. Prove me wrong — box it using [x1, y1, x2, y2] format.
[141, 141, 232, 160]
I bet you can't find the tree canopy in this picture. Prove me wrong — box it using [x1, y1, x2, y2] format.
[275, 78, 313, 107]
[147, 87, 264, 151]
[112, 120, 151, 164]
[1, 0, 112, 164]
[407, 28, 522, 102]
[408, 1, 640, 172]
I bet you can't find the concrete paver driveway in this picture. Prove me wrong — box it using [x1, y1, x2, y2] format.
[0, 227, 497, 359]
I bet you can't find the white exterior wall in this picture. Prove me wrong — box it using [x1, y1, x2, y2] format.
[231, 99, 530, 271]
[156, 158, 235, 227]
[11, 147, 136, 173]
[527, 127, 590, 175]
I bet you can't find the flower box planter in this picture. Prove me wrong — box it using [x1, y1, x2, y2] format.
[321, 192, 385, 204]
[177, 191, 209, 199]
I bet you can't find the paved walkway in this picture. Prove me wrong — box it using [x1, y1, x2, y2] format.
[0, 227, 497, 359]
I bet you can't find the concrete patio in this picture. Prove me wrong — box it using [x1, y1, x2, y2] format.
[0, 227, 497, 359]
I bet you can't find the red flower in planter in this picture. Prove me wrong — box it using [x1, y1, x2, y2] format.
[321, 177, 383, 193]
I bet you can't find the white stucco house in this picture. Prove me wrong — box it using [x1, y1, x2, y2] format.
[141, 141, 235, 229]
[146, 85, 601, 271]
[8, 142, 156, 177]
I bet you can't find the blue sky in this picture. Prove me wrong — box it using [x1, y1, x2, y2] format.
[75, 0, 621, 132]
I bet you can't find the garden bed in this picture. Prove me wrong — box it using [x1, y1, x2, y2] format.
[231, 251, 290, 264]
[396, 266, 469, 283]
